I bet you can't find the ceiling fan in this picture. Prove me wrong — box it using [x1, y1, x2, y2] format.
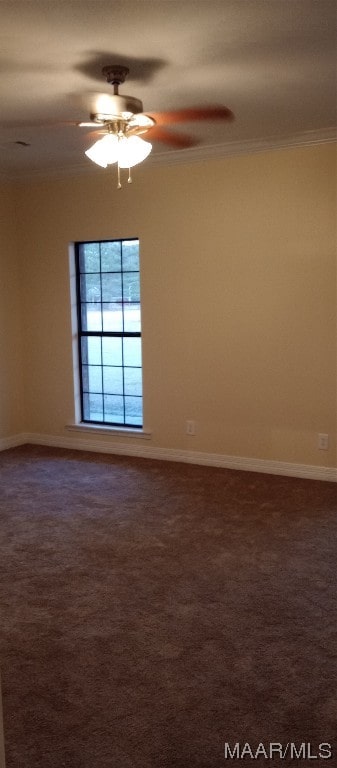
[79, 65, 234, 185]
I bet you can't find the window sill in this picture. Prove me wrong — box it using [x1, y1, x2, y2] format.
[66, 423, 152, 440]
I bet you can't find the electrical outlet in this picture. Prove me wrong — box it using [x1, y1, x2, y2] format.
[186, 420, 196, 436]
[318, 433, 329, 450]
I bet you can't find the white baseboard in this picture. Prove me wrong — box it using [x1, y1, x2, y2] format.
[2, 430, 334, 482]
[0, 433, 27, 452]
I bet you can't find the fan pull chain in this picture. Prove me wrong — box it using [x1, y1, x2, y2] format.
[115, 164, 132, 189]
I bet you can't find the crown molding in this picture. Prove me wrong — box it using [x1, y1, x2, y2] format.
[3, 126, 336, 183]
[148, 126, 337, 167]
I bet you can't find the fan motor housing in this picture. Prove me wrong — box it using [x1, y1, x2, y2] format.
[91, 94, 143, 122]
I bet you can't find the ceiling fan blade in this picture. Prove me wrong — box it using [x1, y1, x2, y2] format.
[148, 106, 234, 126]
[0, 119, 77, 130]
[78, 121, 105, 128]
[148, 125, 198, 149]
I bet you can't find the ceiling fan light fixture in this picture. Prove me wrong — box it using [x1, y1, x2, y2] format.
[85, 133, 119, 167]
[117, 135, 152, 168]
[85, 133, 152, 174]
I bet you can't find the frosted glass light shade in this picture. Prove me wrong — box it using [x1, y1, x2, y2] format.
[85, 134, 119, 167]
[85, 133, 152, 170]
[117, 136, 152, 168]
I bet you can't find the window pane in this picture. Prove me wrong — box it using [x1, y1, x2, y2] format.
[122, 240, 139, 271]
[81, 337, 102, 368]
[101, 241, 121, 272]
[123, 272, 140, 302]
[82, 365, 89, 391]
[86, 337, 102, 366]
[80, 274, 101, 303]
[102, 337, 122, 367]
[103, 395, 124, 423]
[90, 393, 104, 421]
[83, 392, 90, 420]
[102, 273, 122, 303]
[82, 365, 102, 393]
[89, 366, 102, 392]
[79, 243, 100, 273]
[123, 303, 141, 332]
[83, 392, 104, 421]
[123, 337, 142, 367]
[124, 367, 142, 396]
[125, 396, 142, 425]
[103, 366, 123, 395]
[102, 304, 123, 332]
[81, 337, 88, 364]
[81, 304, 102, 332]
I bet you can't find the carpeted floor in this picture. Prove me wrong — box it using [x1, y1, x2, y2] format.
[0, 444, 336, 767]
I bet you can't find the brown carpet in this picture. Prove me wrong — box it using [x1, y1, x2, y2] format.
[0, 444, 336, 767]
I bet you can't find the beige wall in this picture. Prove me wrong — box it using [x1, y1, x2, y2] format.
[11, 143, 337, 468]
[0, 183, 25, 439]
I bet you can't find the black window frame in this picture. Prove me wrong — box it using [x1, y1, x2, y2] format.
[75, 238, 143, 429]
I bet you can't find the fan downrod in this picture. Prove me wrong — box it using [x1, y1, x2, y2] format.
[102, 65, 129, 94]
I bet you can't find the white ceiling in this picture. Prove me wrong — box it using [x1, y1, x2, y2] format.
[0, 0, 336, 179]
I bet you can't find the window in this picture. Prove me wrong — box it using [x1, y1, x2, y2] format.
[75, 239, 142, 428]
